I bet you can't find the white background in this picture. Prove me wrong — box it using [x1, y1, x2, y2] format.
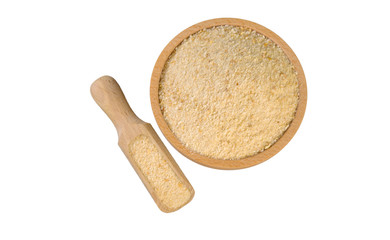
[1, 0, 389, 239]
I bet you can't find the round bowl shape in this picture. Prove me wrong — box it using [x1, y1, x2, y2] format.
[150, 18, 307, 170]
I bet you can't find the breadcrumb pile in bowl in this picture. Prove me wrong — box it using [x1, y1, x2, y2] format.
[159, 25, 299, 160]
[151, 18, 307, 169]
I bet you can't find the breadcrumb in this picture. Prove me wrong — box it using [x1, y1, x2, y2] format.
[159, 25, 299, 160]
[129, 135, 192, 210]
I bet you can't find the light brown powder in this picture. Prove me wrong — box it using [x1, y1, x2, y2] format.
[129, 135, 191, 210]
[159, 25, 299, 160]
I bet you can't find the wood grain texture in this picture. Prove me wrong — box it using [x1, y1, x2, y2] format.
[91, 76, 194, 212]
[150, 18, 307, 170]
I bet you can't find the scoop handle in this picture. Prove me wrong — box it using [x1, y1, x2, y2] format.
[90, 76, 143, 132]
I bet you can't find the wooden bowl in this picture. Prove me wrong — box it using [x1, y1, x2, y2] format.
[150, 18, 307, 170]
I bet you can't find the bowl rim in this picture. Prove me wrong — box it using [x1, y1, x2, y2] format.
[150, 18, 307, 170]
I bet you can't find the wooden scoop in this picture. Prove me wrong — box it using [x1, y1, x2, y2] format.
[91, 75, 194, 213]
